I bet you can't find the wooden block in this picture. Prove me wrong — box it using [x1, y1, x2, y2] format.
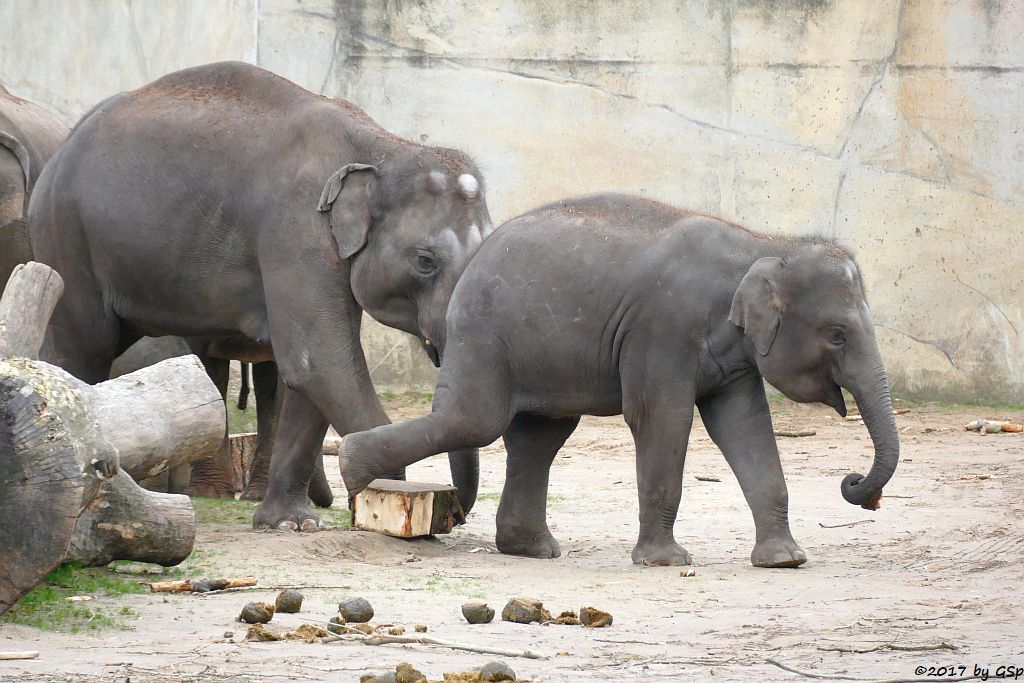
[353, 480, 465, 538]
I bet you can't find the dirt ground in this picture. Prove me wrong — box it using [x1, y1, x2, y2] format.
[2, 396, 1023, 682]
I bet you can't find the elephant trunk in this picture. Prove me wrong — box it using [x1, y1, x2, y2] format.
[448, 448, 479, 516]
[840, 351, 900, 510]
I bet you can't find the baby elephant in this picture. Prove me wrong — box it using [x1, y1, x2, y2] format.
[341, 194, 899, 568]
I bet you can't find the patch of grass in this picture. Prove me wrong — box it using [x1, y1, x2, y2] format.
[1, 563, 144, 632]
[379, 390, 434, 405]
[475, 492, 565, 503]
[192, 496, 351, 529]
[226, 400, 258, 434]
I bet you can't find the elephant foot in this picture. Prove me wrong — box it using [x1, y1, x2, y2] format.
[631, 539, 692, 567]
[338, 434, 385, 498]
[239, 479, 267, 501]
[253, 499, 321, 532]
[751, 536, 807, 568]
[495, 527, 561, 559]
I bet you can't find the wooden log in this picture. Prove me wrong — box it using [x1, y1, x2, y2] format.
[66, 471, 195, 566]
[0, 264, 224, 613]
[0, 261, 63, 359]
[0, 651, 39, 661]
[353, 480, 465, 538]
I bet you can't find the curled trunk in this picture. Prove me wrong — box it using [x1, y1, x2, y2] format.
[448, 448, 479, 515]
[841, 354, 900, 510]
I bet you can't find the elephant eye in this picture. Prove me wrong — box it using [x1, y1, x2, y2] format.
[823, 326, 847, 347]
[415, 253, 438, 276]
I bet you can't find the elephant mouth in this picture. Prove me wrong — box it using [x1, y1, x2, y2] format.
[422, 338, 441, 367]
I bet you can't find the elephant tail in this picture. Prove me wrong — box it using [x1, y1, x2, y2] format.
[237, 362, 251, 411]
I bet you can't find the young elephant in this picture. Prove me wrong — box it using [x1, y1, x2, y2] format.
[341, 194, 900, 568]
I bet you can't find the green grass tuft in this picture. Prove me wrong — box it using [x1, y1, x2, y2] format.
[192, 496, 351, 529]
[1, 563, 144, 632]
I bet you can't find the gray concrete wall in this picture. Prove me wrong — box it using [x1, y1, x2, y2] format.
[2, 0, 1021, 400]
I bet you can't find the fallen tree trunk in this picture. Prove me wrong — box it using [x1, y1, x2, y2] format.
[0, 262, 223, 614]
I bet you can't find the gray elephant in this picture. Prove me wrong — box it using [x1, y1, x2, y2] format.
[341, 194, 899, 568]
[1, 83, 68, 286]
[29, 61, 488, 529]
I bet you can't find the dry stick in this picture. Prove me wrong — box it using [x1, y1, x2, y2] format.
[322, 633, 547, 659]
[818, 642, 957, 654]
[0, 651, 40, 661]
[765, 658, 982, 683]
[818, 519, 876, 529]
[774, 429, 817, 437]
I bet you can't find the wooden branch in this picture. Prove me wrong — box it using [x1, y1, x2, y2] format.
[66, 471, 195, 566]
[0, 262, 64, 360]
[149, 577, 257, 593]
[774, 429, 816, 438]
[0, 651, 40, 661]
[322, 632, 547, 659]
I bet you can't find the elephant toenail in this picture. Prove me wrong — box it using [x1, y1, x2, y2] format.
[300, 519, 319, 532]
[277, 520, 298, 531]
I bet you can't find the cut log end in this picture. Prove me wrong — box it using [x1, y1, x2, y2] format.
[66, 471, 195, 567]
[353, 480, 465, 538]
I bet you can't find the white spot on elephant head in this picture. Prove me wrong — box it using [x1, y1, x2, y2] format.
[457, 174, 479, 200]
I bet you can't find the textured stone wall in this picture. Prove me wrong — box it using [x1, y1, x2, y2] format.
[1, 0, 1021, 400]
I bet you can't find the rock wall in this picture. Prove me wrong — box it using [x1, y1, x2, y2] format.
[2, 0, 1021, 400]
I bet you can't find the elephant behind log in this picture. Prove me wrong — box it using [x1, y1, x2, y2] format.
[0, 83, 68, 287]
[341, 194, 899, 568]
[30, 61, 486, 530]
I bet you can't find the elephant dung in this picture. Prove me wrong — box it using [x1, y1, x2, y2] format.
[360, 673, 397, 683]
[353, 480, 465, 538]
[395, 662, 426, 683]
[501, 597, 551, 624]
[238, 602, 275, 624]
[461, 600, 495, 624]
[244, 623, 283, 641]
[579, 606, 613, 628]
[338, 597, 374, 623]
[274, 588, 303, 613]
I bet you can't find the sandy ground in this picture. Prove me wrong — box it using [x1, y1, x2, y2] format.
[1, 397, 1023, 682]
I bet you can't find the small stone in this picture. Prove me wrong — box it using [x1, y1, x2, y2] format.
[388, 625, 406, 636]
[338, 597, 374, 623]
[327, 615, 347, 634]
[360, 673, 397, 683]
[501, 597, 545, 624]
[395, 662, 426, 683]
[275, 588, 304, 613]
[479, 661, 517, 681]
[462, 600, 496, 624]
[239, 601, 275, 624]
[579, 606, 613, 628]
[222, 631, 234, 639]
[414, 624, 428, 633]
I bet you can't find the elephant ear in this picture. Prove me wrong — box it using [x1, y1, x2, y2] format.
[728, 257, 784, 356]
[317, 163, 379, 259]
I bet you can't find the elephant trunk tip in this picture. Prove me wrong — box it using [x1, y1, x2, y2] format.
[840, 472, 884, 510]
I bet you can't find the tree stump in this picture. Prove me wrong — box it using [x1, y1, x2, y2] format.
[353, 480, 465, 538]
[0, 262, 225, 614]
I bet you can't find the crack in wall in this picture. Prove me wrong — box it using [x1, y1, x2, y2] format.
[952, 274, 1020, 337]
[876, 324, 959, 369]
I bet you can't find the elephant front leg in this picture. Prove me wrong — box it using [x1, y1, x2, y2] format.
[626, 388, 696, 567]
[697, 374, 806, 568]
[253, 386, 329, 531]
[495, 414, 579, 559]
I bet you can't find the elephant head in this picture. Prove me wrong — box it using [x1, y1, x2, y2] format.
[318, 150, 492, 367]
[729, 247, 899, 510]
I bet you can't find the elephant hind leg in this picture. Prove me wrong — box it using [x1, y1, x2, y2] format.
[188, 356, 236, 498]
[495, 413, 579, 559]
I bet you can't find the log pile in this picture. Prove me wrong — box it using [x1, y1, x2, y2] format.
[0, 262, 225, 614]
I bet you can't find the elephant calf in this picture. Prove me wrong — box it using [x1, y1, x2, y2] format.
[341, 194, 899, 568]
